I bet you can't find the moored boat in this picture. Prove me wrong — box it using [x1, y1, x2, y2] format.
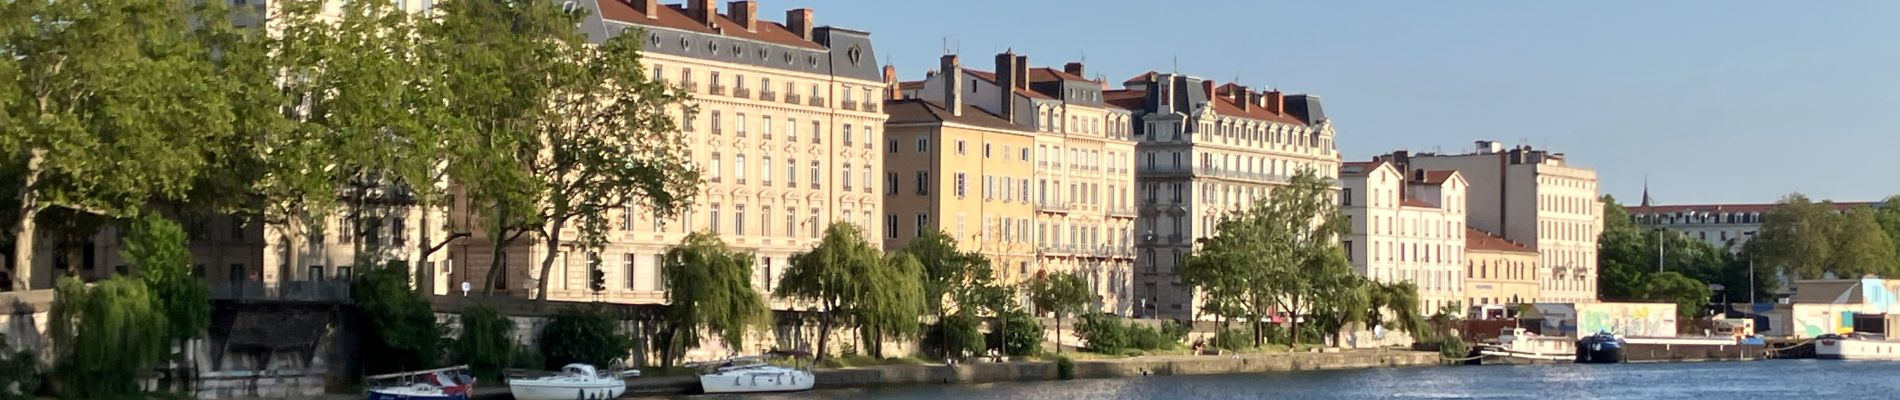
[1575, 331, 1626, 363]
[1477, 327, 1574, 364]
[1815, 333, 1900, 360]
[507, 362, 637, 400]
[690, 350, 815, 394]
[365, 365, 475, 400]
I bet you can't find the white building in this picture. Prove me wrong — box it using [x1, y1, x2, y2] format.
[1341, 161, 1469, 313]
[1379, 142, 1602, 304]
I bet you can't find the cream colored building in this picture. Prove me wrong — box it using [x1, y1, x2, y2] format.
[1464, 227, 1541, 306]
[1114, 72, 1342, 320]
[452, 0, 889, 305]
[1341, 161, 1468, 314]
[895, 52, 1139, 315]
[1380, 142, 1602, 304]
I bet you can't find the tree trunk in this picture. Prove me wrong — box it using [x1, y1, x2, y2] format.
[9, 149, 44, 291]
[814, 310, 833, 362]
[532, 217, 568, 302]
[1055, 313, 1063, 354]
[1288, 296, 1301, 351]
[482, 206, 508, 296]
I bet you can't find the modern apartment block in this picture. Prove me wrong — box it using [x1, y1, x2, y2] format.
[1113, 72, 1342, 320]
[453, 0, 889, 303]
[892, 51, 1139, 314]
[1340, 161, 1469, 314]
[1464, 227, 1541, 307]
[1378, 142, 1602, 304]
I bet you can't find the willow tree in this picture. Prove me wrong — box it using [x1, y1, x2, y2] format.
[858, 252, 926, 358]
[775, 223, 883, 361]
[659, 232, 766, 366]
[49, 277, 168, 397]
[125, 213, 210, 367]
[2, 0, 234, 290]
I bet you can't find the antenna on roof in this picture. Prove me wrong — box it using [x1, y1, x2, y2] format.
[1171, 54, 1178, 74]
[941, 37, 948, 54]
[1080, 50, 1087, 64]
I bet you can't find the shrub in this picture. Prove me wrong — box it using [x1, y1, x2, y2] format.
[1125, 322, 1172, 352]
[1160, 320, 1191, 342]
[1073, 313, 1128, 355]
[0, 339, 41, 400]
[538, 308, 631, 370]
[1437, 336, 1470, 361]
[1054, 356, 1075, 380]
[452, 306, 517, 379]
[355, 261, 445, 373]
[1214, 327, 1256, 352]
[998, 310, 1043, 357]
[921, 313, 985, 360]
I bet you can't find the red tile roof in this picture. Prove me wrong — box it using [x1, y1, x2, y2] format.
[898, 80, 925, 90]
[1103, 89, 1145, 110]
[1206, 86, 1307, 125]
[1627, 202, 1878, 215]
[962, 69, 1053, 99]
[1468, 227, 1535, 253]
[1400, 198, 1438, 209]
[1419, 170, 1458, 185]
[1124, 71, 1160, 84]
[1339, 161, 1386, 176]
[1028, 67, 1094, 83]
[883, 98, 1028, 132]
[596, 2, 826, 50]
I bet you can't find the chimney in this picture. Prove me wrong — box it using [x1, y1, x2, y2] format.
[1201, 80, 1215, 99]
[1235, 85, 1250, 112]
[689, 0, 716, 27]
[786, 8, 813, 40]
[882, 64, 899, 100]
[727, 1, 756, 32]
[1013, 55, 1029, 90]
[1265, 91, 1284, 114]
[996, 52, 1019, 123]
[1064, 62, 1084, 77]
[636, 0, 659, 18]
[942, 55, 963, 116]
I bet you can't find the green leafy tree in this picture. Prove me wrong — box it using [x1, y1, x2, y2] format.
[0, 333, 40, 399]
[452, 306, 518, 380]
[1365, 280, 1426, 339]
[354, 261, 444, 373]
[998, 309, 1043, 357]
[1028, 272, 1093, 354]
[1828, 207, 1899, 278]
[658, 232, 766, 366]
[1639, 272, 1711, 319]
[774, 223, 881, 361]
[1756, 194, 1844, 279]
[1263, 170, 1353, 348]
[922, 312, 985, 360]
[2, 0, 235, 290]
[48, 277, 168, 397]
[1072, 312, 1128, 355]
[1598, 195, 1651, 300]
[1875, 197, 1900, 260]
[857, 252, 926, 358]
[538, 308, 632, 370]
[124, 212, 211, 387]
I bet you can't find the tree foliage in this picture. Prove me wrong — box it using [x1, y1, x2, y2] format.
[1639, 272, 1711, 319]
[1756, 194, 1845, 279]
[1028, 272, 1092, 354]
[1829, 207, 1899, 278]
[452, 305, 517, 380]
[0, 334, 39, 400]
[921, 313, 984, 361]
[856, 252, 926, 358]
[48, 277, 168, 397]
[774, 223, 895, 361]
[125, 213, 210, 345]
[538, 308, 631, 370]
[1600, 196, 1775, 305]
[353, 261, 444, 374]
[658, 232, 765, 365]
[1182, 170, 1351, 348]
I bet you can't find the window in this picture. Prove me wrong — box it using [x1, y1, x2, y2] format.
[886, 172, 898, 194]
[786, 158, 797, 187]
[809, 161, 821, 188]
[1020, 148, 1030, 161]
[886, 214, 899, 239]
[956, 140, 966, 155]
[842, 163, 854, 190]
[786, 118, 797, 141]
[711, 110, 722, 135]
[710, 204, 722, 234]
[955, 173, 967, 197]
[761, 208, 773, 236]
[916, 171, 930, 195]
[811, 121, 822, 143]
[862, 127, 873, 149]
[808, 208, 820, 238]
[624, 254, 637, 290]
[654, 254, 667, 290]
[761, 116, 773, 139]
[735, 113, 747, 137]
[785, 207, 797, 237]
[761, 156, 773, 184]
[917, 137, 929, 152]
[842, 124, 853, 146]
[735, 205, 747, 235]
[710, 152, 722, 182]
[984, 143, 992, 158]
[339, 217, 355, 244]
[887, 139, 897, 153]
[735, 155, 747, 184]
[861, 166, 872, 193]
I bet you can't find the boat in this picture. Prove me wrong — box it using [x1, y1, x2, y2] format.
[1815, 333, 1900, 360]
[1476, 327, 1574, 364]
[365, 365, 475, 400]
[507, 361, 639, 400]
[689, 350, 815, 394]
[1575, 331, 1626, 363]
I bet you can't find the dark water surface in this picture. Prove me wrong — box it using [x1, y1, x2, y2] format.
[669, 359, 1900, 399]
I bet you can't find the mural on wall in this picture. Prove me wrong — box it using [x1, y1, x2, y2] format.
[1791, 279, 1900, 337]
[1577, 303, 1677, 337]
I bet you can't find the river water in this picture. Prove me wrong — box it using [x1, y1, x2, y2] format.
[672, 359, 1900, 399]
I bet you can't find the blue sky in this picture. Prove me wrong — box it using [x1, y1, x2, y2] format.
[772, 0, 1900, 205]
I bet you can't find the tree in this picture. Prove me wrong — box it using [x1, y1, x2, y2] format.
[353, 261, 444, 373]
[124, 214, 210, 347]
[1598, 195, 1651, 300]
[1876, 196, 1900, 261]
[1638, 272, 1711, 319]
[1261, 170, 1353, 348]
[452, 305, 517, 380]
[1364, 280, 1426, 339]
[658, 232, 766, 366]
[1756, 194, 1843, 279]
[1029, 272, 1092, 354]
[48, 277, 168, 397]
[3, 0, 235, 290]
[857, 252, 926, 358]
[1828, 207, 1899, 278]
[1182, 170, 1349, 348]
[774, 223, 882, 361]
[538, 308, 632, 370]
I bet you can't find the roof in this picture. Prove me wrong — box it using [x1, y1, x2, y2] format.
[1468, 227, 1535, 253]
[1124, 71, 1160, 84]
[962, 69, 1053, 99]
[883, 98, 1030, 132]
[1103, 89, 1146, 110]
[1419, 170, 1458, 185]
[597, 2, 826, 50]
[1627, 202, 1878, 216]
[1400, 198, 1438, 209]
[1207, 87, 1307, 125]
[1028, 67, 1094, 83]
[898, 80, 925, 91]
[1339, 161, 1387, 176]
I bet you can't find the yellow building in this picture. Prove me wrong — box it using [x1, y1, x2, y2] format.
[455, 0, 890, 305]
[894, 52, 1139, 315]
[1464, 227, 1541, 306]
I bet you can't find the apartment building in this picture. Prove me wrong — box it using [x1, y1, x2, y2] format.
[1627, 200, 1882, 252]
[894, 51, 1139, 314]
[1465, 227, 1541, 307]
[452, 0, 889, 303]
[1379, 142, 1602, 304]
[1114, 72, 1342, 320]
[1340, 161, 1469, 314]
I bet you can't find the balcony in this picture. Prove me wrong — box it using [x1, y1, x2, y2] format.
[785, 93, 802, 104]
[1107, 207, 1138, 218]
[809, 96, 826, 107]
[211, 280, 352, 303]
[681, 81, 699, 93]
[1167, 233, 1184, 244]
[864, 102, 879, 113]
[734, 87, 751, 99]
[709, 85, 726, 96]
[760, 91, 777, 102]
[841, 100, 858, 111]
[1036, 202, 1072, 213]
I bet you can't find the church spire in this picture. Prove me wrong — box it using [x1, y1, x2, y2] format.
[1640, 175, 1653, 207]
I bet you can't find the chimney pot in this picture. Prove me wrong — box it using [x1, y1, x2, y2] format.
[785, 8, 813, 40]
[1201, 80, 1216, 98]
[882, 65, 899, 100]
[689, 0, 716, 26]
[1014, 55, 1029, 90]
[942, 55, 963, 116]
[727, 1, 756, 32]
[996, 52, 1019, 123]
[1265, 91, 1285, 114]
[1064, 62, 1084, 77]
[1236, 85, 1250, 111]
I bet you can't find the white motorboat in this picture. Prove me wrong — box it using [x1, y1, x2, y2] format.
[507, 363, 637, 400]
[1816, 333, 1900, 360]
[1477, 327, 1576, 364]
[690, 350, 815, 394]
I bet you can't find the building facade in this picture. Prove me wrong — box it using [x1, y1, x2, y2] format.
[1380, 142, 1602, 304]
[452, 0, 889, 305]
[1626, 201, 1882, 252]
[1341, 161, 1469, 314]
[893, 52, 1139, 314]
[1464, 227, 1541, 307]
[1113, 72, 1341, 320]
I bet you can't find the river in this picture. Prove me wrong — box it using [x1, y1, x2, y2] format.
[666, 359, 1900, 399]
